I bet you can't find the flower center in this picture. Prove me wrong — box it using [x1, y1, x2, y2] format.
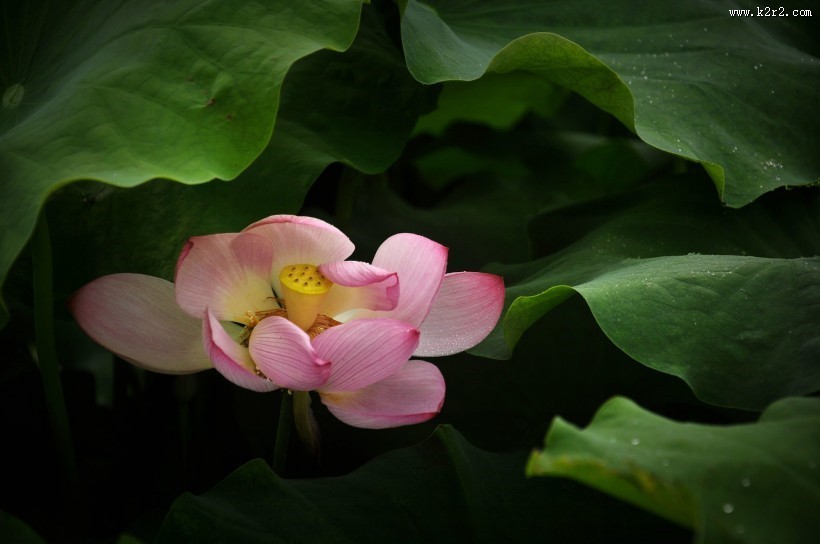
[278, 264, 333, 330]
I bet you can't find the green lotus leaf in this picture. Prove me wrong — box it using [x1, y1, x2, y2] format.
[0, 0, 364, 325]
[528, 396, 820, 544]
[400, 0, 819, 206]
[157, 425, 685, 542]
[474, 178, 820, 410]
[44, 4, 427, 306]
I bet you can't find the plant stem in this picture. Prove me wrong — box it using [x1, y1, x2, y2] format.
[293, 390, 320, 461]
[33, 211, 80, 498]
[272, 389, 293, 475]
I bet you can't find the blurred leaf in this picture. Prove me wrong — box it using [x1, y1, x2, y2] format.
[400, 0, 820, 206]
[412, 146, 529, 191]
[157, 426, 688, 543]
[474, 177, 820, 410]
[0, 511, 46, 544]
[345, 117, 661, 271]
[413, 71, 567, 136]
[346, 176, 535, 270]
[44, 4, 428, 308]
[528, 396, 820, 544]
[0, 0, 364, 325]
[271, 6, 431, 177]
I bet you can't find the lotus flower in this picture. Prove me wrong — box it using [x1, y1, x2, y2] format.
[70, 215, 504, 429]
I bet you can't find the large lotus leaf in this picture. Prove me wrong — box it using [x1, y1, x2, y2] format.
[473, 177, 820, 410]
[23, 3, 428, 316]
[528, 396, 820, 544]
[0, 0, 364, 325]
[157, 425, 688, 542]
[400, 0, 820, 207]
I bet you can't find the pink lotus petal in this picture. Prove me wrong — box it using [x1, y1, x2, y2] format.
[320, 360, 445, 429]
[318, 261, 399, 317]
[415, 272, 505, 356]
[366, 233, 448, 327]
[69, 274, 211, 374]
[203, 309, 279, 392]
[314, 318, 420, 392]
[249, 316, 330, 391]
[174, 232, 277, 323]
[242, 215, 354, 297]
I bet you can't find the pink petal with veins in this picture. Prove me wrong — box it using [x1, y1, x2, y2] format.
[320, 360, 445, 429]
[249, 316, 330, 391]
[203, 309, 279, 392]
[415, 272, 505, 356]
[174, 232, 277, 323]
[319, 261, 399, 317]
[69, 274, 211, 374]
[314, 318, 419, 392]
[350, 234, 448, 327]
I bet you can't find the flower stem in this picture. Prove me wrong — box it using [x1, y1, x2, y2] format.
[293, 390, 320, 461]
[272, 389, 293, 475]
[33, 211, 80, 498]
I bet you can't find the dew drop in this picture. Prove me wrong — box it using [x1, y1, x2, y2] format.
[741, 477, 751, 488]
[722, 503, 734, 514]
[631, 437, 641, 446]
[736, 524, 746, 535]
[661, 458, 670, 467]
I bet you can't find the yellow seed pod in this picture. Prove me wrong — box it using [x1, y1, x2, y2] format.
[278, 264, 333, 331]
[279, 264, 332, 295]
